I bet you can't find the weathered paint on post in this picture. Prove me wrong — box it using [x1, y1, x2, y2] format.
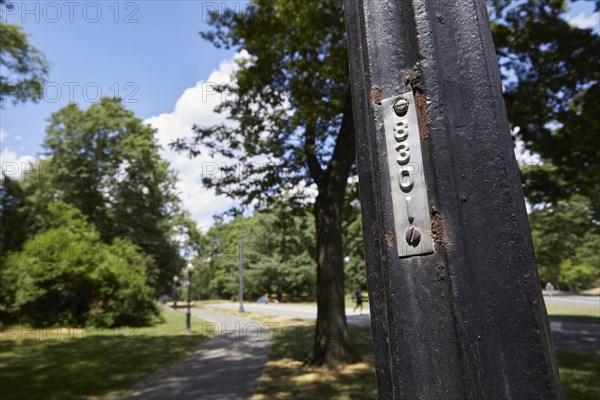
[344, 0, 563, 398]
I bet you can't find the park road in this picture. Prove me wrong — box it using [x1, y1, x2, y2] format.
[209, 295, 600, 352]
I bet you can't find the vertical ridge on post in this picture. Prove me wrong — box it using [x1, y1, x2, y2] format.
[344, 0, 564, 398]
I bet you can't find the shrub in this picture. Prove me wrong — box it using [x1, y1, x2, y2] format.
[1, 202, 158, 327]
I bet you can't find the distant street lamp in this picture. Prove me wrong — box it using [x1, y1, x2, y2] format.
[185, 262, 195, 333]
[172, 275, 179, 309]
[239, 240, 245, 313]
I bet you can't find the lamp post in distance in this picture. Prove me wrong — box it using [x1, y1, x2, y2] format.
[185, 263, 195, 333]
[172, 275, 179, 309]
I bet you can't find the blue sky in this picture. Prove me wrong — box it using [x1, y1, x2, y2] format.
[1, 1, 234, 152]
[1, 0, 598, 230]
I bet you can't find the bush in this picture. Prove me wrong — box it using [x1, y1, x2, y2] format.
[1, 202, 158, 327]
[559, 261, 599, 292]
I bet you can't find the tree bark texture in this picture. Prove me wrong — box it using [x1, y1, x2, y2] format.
[307, 86, 359, 365]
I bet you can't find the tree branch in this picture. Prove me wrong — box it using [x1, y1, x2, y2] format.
[324, 84, 356, 197]
[305, 121, 323, 186]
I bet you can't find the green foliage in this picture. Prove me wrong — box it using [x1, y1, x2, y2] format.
[0, 5, 49, 107]
[530, 195, 599, 290]
[192, 211, 317, 301]
[488, 1, 600, 290]
[559, 261, 598, 292]
[490, 0, 600, 217]
[0, 174, 31, 254]
[38, 98, 186, 290]
[1, 202, 158, 327]
[173, 0, 350, 209]
[342, 181, 367, 292]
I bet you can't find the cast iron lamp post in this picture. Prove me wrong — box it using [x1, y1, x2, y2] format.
[172, 275, 179, 309]
[185, 263, 195, 333]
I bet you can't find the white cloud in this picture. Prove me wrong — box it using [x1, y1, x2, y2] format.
[511, 127, 541, 166]
[0, 129, 7, 143]
[567, 12, 599, 30]
[1, 147, 35, 179]
[145, 52, 250, 232]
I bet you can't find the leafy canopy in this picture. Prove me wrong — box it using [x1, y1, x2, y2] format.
[490, 0, 600, 214]
[0, 0, 49, 107]
[1, 202, 158, 327]
[41, 98, 186, 290]
[172, 0, 350, 210]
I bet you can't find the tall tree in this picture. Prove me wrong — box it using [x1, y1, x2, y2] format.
[172, 0, 358, 364]
[529, 194, 599, 289]
[0, 0, 49, 107]
[41, 98, 184, 291]
[490, 0, 600, 215]
[0, 174, 30, 254]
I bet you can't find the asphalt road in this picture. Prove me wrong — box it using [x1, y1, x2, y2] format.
[207, 293, 599, 352]
[542, 292, 600, 308]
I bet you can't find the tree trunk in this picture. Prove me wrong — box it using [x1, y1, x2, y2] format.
[305, 86, 359, 366]
[307, 192, 360, 366]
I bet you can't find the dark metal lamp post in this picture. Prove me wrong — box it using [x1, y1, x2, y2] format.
[185, 262, 195, 333]
[172, 275, 179, 309]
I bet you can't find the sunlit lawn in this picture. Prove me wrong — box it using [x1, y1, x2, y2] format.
[546, 303, 600, 324]
[0, 308, 209, 400]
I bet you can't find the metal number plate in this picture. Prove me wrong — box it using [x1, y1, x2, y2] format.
[382, 92, 434, 257]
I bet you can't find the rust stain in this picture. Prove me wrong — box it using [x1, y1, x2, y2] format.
[414, 88, 429, 140]
[431, 211, 448, 247]
[384, 232, 394, 248]
[371, 87, 382, 105]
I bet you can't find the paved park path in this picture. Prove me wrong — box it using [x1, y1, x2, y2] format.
[128, 308, 270, 400]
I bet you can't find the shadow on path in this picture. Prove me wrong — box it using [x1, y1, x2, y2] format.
[128, 309, 271, 400]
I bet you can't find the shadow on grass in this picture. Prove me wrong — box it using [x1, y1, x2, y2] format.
[253, 323, 377, 399]
[550, 315, 600, 324]
[0, 332, 207, 400]
[556, 350, 600, 400]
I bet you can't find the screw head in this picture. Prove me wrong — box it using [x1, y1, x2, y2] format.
[393, 98, 409, 116]
[405, 226, 421, 245]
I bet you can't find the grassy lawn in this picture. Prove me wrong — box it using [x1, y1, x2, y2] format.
[546, 303, 600, 324]
[200, 305, 599, 399]
[0, 308, 209, 400]
[556, 350, 600, 400]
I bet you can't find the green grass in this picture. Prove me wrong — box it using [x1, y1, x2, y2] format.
[0, 308, 209, 400]
[546, 303, 600, 324]
[556, 350, 600, 400]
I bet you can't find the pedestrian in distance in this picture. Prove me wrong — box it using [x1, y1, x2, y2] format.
[354, 288, 363, 315]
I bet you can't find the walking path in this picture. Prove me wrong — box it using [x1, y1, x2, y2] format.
[128, 308, 271, 400]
